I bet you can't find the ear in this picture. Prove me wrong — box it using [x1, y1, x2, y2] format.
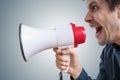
[117, 5, 120, 18]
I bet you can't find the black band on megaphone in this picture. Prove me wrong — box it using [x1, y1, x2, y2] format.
[19, 23, 27, 62]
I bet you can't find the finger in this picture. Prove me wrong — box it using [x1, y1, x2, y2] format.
[61, 48, 71, 55]
[53, 48, 58, 52]
[56, 62, 68, 70]
[53, 48, 62, 55]
[62, 48, 77, 57]
[56, 59, 69, 67]
[56, 54, 69, 62]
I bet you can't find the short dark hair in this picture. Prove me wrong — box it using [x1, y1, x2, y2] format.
[105, 0, 120, 11]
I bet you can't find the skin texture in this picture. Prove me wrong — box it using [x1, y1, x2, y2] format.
[85, 0, 120, 45]
[53, 0, 120, 79]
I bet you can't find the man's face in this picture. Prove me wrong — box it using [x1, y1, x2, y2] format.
[85, 0, 120, 45]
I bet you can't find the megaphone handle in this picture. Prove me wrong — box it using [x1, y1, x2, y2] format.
[57, 47, 71, 80]
[58, 54, 70, 80]
[58, 46, 71, 72]
[62, 54, 70, 72]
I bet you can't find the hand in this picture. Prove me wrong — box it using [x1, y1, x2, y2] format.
[53, 48, 83, 79]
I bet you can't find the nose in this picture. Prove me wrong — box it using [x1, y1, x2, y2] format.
[84, 11, 93, 23]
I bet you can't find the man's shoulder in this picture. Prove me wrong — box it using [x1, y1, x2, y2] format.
[100, 43, 113, 59]
[103, 43, 113, 52]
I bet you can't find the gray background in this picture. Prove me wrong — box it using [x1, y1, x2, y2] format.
[0, 0, 104, 80]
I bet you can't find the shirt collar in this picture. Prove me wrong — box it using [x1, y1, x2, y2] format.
[112, 43, 120, 50]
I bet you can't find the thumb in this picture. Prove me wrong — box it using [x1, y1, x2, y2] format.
[61, 48, 72, 55]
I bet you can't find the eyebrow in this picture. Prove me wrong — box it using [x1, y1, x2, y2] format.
[88, 1, 97, 9]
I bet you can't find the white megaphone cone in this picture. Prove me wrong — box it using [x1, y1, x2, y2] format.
[19, 23, 86, 63]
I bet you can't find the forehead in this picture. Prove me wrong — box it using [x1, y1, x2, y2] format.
[86, 0, 105, 7]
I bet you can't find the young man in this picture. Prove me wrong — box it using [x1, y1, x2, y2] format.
[53, 0, 120, 80]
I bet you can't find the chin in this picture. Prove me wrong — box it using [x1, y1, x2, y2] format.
[98, 41, 106, 46]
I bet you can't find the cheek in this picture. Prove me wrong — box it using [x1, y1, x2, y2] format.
[106, 12, 119, 33]
[95, 12, 111, 32]
[94, 12, 108, 27]
[94, 11, 120, 43]
[94, 13, 111, 44]
[100, 18, 119, 43]
[106, 16, 119, 39]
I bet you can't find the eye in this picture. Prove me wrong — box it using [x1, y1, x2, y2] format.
[91, 5, 98, 12]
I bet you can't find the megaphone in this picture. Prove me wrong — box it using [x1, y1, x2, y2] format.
[19, 23, 86, 62]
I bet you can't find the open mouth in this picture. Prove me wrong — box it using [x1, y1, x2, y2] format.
[95, 26, 103, 37]
[96, 26, 102, 33]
